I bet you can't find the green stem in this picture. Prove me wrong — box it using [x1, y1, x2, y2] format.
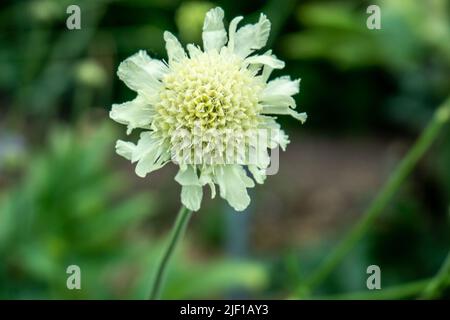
[421, 250, 450, 299]
[297, 96, 450, 297]
[317, 278, 430, 300]
[317, 252, 450, 300]
[149, 205, 192, 300]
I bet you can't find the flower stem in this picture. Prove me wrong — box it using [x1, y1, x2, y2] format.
[149, 205, 192, 300]
[420, 250, 450, 299]
[317, 278, 430, 300]
[297, 96, 450, 297]
[316, 251, 450, 300]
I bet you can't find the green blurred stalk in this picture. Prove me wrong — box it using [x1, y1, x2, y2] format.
[421, 250, 450, 299]
[317, 278, 430, 300]
[296, 96, 450, 297]
[317, 251, 450, 300]
[149, 205, 192, 300]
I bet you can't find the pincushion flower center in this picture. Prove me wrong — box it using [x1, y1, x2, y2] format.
[155, 50, 263, 136]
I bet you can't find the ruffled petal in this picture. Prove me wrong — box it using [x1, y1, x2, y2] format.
[260, 117, 291, 150]
[132, 132, 169, 178]
[202, 7, 227, 52]
[262, 94, 296, 108]
[260, 76, 306, 123]
[234, 14, 271, 57]
[215, 165, 255, 211]
[260, 94, 307, 123]
[199, 168, 216, 198]
[261, 105, 307, 123]
[187, 44, 203, 58]
[164, 31, 187, 64]
[115, 140, 135, 160]
[181, 185, 203, 211]
[117, 50, 167, 103]
[110, 95, 155, 134]
[227, 16, 243, 51]
[271, 128, 290, 151]
[245, 52, 285, 69]
[175, 166, 203, 211]
[248, 165, 266, 184]
[175, 165, 200, 185]
[262, 76, 300, 98]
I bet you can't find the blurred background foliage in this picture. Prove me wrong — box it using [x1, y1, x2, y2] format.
[0, 0, 449, 299]
[0, 122, 267, 298]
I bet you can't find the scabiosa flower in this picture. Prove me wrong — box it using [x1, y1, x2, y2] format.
[110, 7, 306, 212]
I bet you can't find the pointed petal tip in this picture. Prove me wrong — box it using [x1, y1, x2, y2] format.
[297, 112, 308, 124]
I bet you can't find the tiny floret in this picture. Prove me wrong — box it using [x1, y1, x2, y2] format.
[110, 7, 307, 212]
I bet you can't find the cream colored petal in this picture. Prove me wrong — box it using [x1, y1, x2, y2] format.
[234, 13, 271, 57]
[187, 44, 203, 58]
[175, 165, 200, 186]
[272, 128, 290, 151]
[117, 50, 167, 102]
[245, 53, 285, 69]
[215, 165, 254, 212]
[175, 166, 203, 211]
[199, 168, 216, 199]
[248, 165, 266, 184]
[109, 95, 155, 134]
[259, 117, 291, 150]
[132, 132, 169, 177]
[262, 94, 296, 108]
[261, 104, 307, 123]
[202, 7, 227, 52]
[164, 31, 187, 64]
[227, 16, 243, 51]
[115, 140, 135, 160]
[262, 76, 300, 99]
[181, 185, 203, 211]
[260, 75, 306, 124]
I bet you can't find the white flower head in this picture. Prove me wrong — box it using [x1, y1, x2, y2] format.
[110, 7, 307, 212]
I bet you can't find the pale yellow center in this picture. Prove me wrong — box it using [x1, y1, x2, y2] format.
[154, 50, 263, 136]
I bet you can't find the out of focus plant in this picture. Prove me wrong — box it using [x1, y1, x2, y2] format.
[0, 122, 151, 298]
[279, 1, 450, 299]
[292, 91, 450, 299]
[282, 0, 450, 71]
[0, 0, 110, 121]
[175, 1, 214, 43]
[281, 0, 450, 130]
[0, 122, 268, 299]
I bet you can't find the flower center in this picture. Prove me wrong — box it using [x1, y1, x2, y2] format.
[154, 50, 263, 137]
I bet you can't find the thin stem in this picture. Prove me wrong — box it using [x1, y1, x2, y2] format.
[317, 278, 430, 300]
[420, 250, 450, 299]
[149, 205, 192, 300]
[296, 96, 450, 297]
[316, 252, 450, 300]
